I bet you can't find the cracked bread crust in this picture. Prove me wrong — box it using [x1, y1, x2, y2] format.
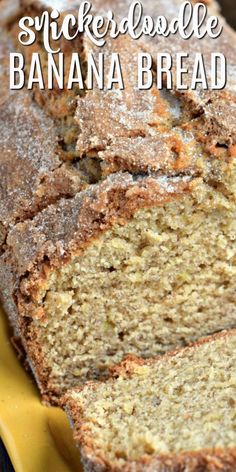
[0, 32, 87, 254]
[4, 0, 236, 169]
[20, 0, 236, 156]
[8, 0, 236, 174]
[63, 330, 236, 472]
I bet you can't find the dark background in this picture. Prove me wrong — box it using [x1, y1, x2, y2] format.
[220, 0, 236, 29]
[0, 0, 235, 471]
[0, 442, 14, 472]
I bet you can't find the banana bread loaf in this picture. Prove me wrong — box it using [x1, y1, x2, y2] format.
[0, 0, 236, 404]
[63, 330, 236, 472]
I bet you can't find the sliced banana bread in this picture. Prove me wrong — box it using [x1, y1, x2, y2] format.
[0, 0, 236, 405]
[63, 331, 236, 472]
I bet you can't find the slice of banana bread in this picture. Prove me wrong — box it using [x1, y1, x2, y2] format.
[0, 0, 236, 405]
[63, 330, 236, 472]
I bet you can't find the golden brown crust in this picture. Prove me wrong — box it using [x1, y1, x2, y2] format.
[0, 31, 86, 252]
[76, 35, 179, 156]
[18, 0, 236, 159]
[63, 329, 236, 472]
[74, 0, 236, 168]
[80, 449, 236, 472]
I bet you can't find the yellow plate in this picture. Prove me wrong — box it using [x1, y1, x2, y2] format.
[0, 307, 83, 472]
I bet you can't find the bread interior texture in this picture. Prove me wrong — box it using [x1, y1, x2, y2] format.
[69, 333, 236, 462]
[27, 160, 236, 394]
